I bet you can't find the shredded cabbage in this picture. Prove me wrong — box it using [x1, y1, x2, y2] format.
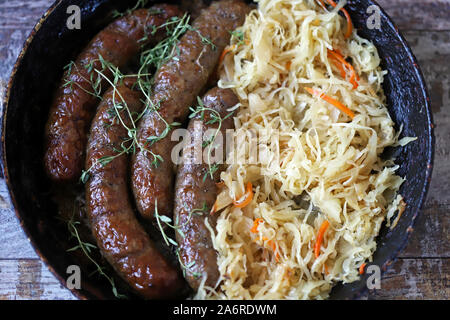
[196, 0, 411, 300]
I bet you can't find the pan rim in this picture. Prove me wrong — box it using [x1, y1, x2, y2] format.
[1, 0, 88, 301]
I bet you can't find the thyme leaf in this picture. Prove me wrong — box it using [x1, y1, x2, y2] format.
[65, 213, 127, 299]
[230, 30, 245, 46]
[190, 98, 234, 181]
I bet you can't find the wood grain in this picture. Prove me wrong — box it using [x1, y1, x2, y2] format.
[376, 0, 450, 31]
[398, 30, 450, 259]
[369, 258, 449, 300]
[0, 260, 76, 300]
[0, 0, 448, 300]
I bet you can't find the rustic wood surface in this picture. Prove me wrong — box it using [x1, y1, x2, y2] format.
[0, 0, 448, 300]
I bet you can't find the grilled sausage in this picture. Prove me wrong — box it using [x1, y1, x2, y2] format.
[44, 5, 181, 182]
[132, 0, 250, 220]
[85, 78, 184, 299]
[174, 87, 238, 290]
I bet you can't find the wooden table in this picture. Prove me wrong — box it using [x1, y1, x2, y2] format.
[0, 0, 448, 300]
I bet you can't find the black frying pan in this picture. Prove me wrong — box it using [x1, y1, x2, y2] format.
[1, 0, 434, 300]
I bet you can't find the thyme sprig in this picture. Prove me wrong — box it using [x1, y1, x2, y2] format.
[154, 200, 178, 247]
[176, 248, 202, 279]
[189, 96, 234, 181]
[75, 13, 217, 183]
[65, 214, 127, 299]
[154, 200, 208, 279]
[62, 61, 104, 100]
[79, 53, 177, 183]
[155, 201, 208, 240]
[230, 30, 245, 46]
[135, 13, 216, 154]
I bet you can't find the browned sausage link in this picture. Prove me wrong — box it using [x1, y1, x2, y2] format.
[132, 0, 250, 220]
[174, 87, 238, 290]
[44, 5, 182, 182]
[86, 78, 183, 299]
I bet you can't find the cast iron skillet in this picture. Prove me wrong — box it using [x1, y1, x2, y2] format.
[1, 0, 434, 300]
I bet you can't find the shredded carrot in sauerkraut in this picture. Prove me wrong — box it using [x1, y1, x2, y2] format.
[195, 0, 411, 300]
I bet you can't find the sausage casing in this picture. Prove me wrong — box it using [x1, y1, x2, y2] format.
[85, 78, 184, 299]
[45, 5, 181, 182]
[174, 87, 238, 290]
[132, 0, 250, 220]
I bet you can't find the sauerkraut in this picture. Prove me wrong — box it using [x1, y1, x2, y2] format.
[196, 0, 412, 300]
